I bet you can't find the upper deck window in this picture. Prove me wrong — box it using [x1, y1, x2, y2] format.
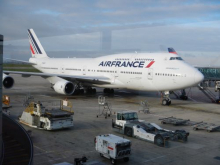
[170, 57, 183, 60]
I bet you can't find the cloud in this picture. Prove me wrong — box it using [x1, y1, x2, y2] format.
[1, 0, 220, 63]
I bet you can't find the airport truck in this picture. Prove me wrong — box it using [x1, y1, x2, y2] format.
[19, 101, 74, 130]
[95, 134, 131, 165]
[112, 111, 189, 147]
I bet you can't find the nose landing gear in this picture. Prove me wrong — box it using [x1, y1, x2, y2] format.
[162, 91, 171, 106]
[162, 99, 171, 105]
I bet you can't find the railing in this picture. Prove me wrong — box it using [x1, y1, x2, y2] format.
[2, 114, 33, 165]
[198, 84, 216, 102]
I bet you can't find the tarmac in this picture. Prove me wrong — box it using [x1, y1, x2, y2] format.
[3, 74, 220, 165]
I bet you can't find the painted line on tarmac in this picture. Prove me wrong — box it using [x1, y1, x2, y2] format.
[142, 155, 165, 163]
[188, 97, 198, 102]
[34, 151, 54, 156]
[34, 145, 48, 152]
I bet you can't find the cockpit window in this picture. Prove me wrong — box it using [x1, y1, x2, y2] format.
[170, 57, 183, 60]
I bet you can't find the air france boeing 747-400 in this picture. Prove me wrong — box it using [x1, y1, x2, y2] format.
[3, 29, 204, 105]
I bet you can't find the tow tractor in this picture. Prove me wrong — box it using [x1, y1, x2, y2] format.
[112, 111, 189, 147]
[95, 134, 131, 165]
[19, 100, 74, 130]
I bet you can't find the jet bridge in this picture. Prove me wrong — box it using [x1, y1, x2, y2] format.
[197, 68, 220, 103]
[173, 68, 220, 104]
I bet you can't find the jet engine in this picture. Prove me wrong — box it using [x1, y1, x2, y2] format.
[53, 80, 75, 95]
[3, 73, 14, 89]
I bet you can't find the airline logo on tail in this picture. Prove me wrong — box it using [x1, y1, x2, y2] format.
[27, 29, 48, 58]
[168, 47, 177, 55]
[28, 29, 42, 55]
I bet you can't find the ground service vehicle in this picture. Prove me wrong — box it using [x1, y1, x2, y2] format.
[19, 101, 74, 130]
[112, 111, 189, 147]
[95, 134, 131, 164]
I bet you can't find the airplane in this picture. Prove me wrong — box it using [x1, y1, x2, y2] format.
[3, 29, 204, 105]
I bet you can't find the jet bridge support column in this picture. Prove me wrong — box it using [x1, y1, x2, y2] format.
[0, 35, 3, 161]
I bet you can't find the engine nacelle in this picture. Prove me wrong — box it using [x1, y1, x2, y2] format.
[53, 80, 75, 95]
[3, 73, 14, 89]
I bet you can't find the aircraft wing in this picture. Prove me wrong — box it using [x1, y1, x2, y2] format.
[4, 58, 36, 65]
[3, 71, 112, 84]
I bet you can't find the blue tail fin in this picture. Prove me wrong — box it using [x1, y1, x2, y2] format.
[168, 47, 177, 55]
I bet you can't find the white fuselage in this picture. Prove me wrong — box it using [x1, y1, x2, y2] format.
[29, 52, 204, 92]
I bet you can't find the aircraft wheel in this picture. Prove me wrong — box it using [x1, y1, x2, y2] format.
[110, 89, 114, 94]
[162, 99, 168, 105]
[155, 135, 164, 147]
[193, 127, 198, 131]
[125, 127, 132, 137]
[162, 99, 171, 105]
[161, 121, 166, 124]
[111, 158, 116, 165]
[106, 88, 110, 93]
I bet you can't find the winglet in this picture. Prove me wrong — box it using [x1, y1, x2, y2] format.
[168, 47, 178, 55]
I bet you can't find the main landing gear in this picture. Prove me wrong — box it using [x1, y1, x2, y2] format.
[162, 91, 171, 106]
[103, 88, 114, 94]
[86, 87, 96, 94]
[73, 86, 97, 95]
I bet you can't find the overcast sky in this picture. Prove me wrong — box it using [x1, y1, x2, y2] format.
[1, 0, 220, 66]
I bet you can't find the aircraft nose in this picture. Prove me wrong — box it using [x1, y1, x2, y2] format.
[194, 70, 204, 84]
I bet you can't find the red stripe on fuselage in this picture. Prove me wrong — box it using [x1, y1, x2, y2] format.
[30, 44, 35, 54]
[146, 61, 155, 68]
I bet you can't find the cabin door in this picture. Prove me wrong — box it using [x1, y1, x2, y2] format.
[83, 66, 87, 75]
[114, 69, 119, 83]
[147, 68, 153, 80]
[60, 65, 65, 74]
